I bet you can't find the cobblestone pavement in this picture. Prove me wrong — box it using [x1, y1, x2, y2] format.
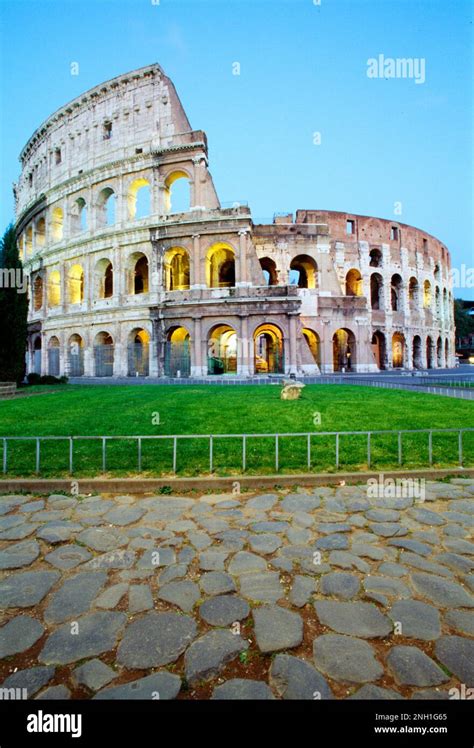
[0, 479, 473, 700]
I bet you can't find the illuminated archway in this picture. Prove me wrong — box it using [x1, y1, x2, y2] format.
[290, 255, 318, 289]
[128, 328, 150, 377]
[333, 328, 356, 372]
[302, 328, 320, 368]
[254, 323, 284, 374]
[165, 326, 191, 377]
[423, 280, 432, 308]
[208, 324, 237, 374]
[408, 277, 419, 311]
[206, 243, 235, 288]
[345, 269, 363, 297]
[164, 247, 190, 291]
[67, 264, 84, 304]
[392, 332, 405, 368]
[51, 207, 64, 242]
[35, 217, 46, 248]
[47, 270, 61, 307]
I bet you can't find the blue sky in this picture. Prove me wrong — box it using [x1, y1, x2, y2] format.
[0, 0, 472, 297]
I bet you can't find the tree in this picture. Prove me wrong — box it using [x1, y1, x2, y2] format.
[0, 224, 28, 383]
[454, 298, 473, 344]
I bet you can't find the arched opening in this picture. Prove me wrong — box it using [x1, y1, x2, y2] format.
[47, 270, 61, 307]
[345, 268, 363, 297]
[165, 326, 191, 377]
[370, 273, 383, 309]
[254, 324, 284, 374]
[33, 276, 43, 311]
[369, 248, 382, 268]
[208, 325, 237, 375]
[128, 328, 150, 377]
[67, 264, 84, 304]
[426, 336, 433, 369]
[33, 336, 42, 375]
[408, 277, 419, 311]
[68, 334, 84, 377]
[443, 289, 448, 318]
[371, 331, 386, 370]
[436, 336, 443, 367]
[206, 243, 235, 288]
[423, 280, 432, 308]
[259, 257, 278, 286]
[333, 328, 356, 372]
[35, 217, 46, 248]
[289, 255, 318, 289]
[302, 328, 321, 368]
[94, 331, 114, 377]
[97, 187, 116, 227]
[95, 259, 113, 299]
[391, 274, 403, 311]
[444, 339, 449, 368]
[25, 226, 33, 256]
[72, 197, 87, 233]
[48, 336, 60, 376]
[51, 207, 64, 242]
[133, 256, 149, 295]
[392, 332, 405, 368]
[128, 178, 151, 219]
[413, 335, 422, 369]
[164, 171, 191, 214]
[164, 248, 190, 291]
[434, 263, 440, 281]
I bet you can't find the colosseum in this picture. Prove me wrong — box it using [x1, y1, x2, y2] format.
[15, 63, 455, 380]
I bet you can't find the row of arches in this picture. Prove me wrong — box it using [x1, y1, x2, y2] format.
[33, 326, 452, 378]
[21, 172, 192, 254]
[371, 332, 450, 370]
[351, 269, 451, 315]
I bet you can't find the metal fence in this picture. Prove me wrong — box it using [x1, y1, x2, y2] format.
[1, 428, 472, 476]
[128, 343, 149, 377]
[94, 345, 114, 377]
[47, 348, 60, 377]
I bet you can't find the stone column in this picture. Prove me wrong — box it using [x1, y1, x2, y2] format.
[191, 234, 202, 288]
[237, 230, 249, 287]
[288, 315, 298, 374]
[239, 316, 251, 376]
[192, 317, 204, 377]
[149, 339, 158, 377]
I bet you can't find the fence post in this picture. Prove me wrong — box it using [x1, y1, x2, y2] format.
[428, 431, 433, 466]
[173, 436, 177, 473]
[209, 435, 213, 473]
[367, 432, 371, 468]
[242, 435, 246, 472]
[69, 437, 73, 474]
[137, 437, 142, 472]
[398, 432, 402, 466]
[2, 438, 7, 474]
[275, 435, 279, 472]
[102, 438, 106, 472]
[36, 438, 40, 474]
[307, 433, 311, 469]
[335, 433, 339, 469]
[459, 430, 463, 467]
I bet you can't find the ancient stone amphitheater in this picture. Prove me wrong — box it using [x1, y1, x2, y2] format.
[15, 63, 454, 379]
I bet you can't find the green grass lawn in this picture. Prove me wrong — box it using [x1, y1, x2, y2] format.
[0, 384, 473, 476]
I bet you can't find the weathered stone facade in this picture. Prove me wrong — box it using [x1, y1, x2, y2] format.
[16, 64, 454, 379]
